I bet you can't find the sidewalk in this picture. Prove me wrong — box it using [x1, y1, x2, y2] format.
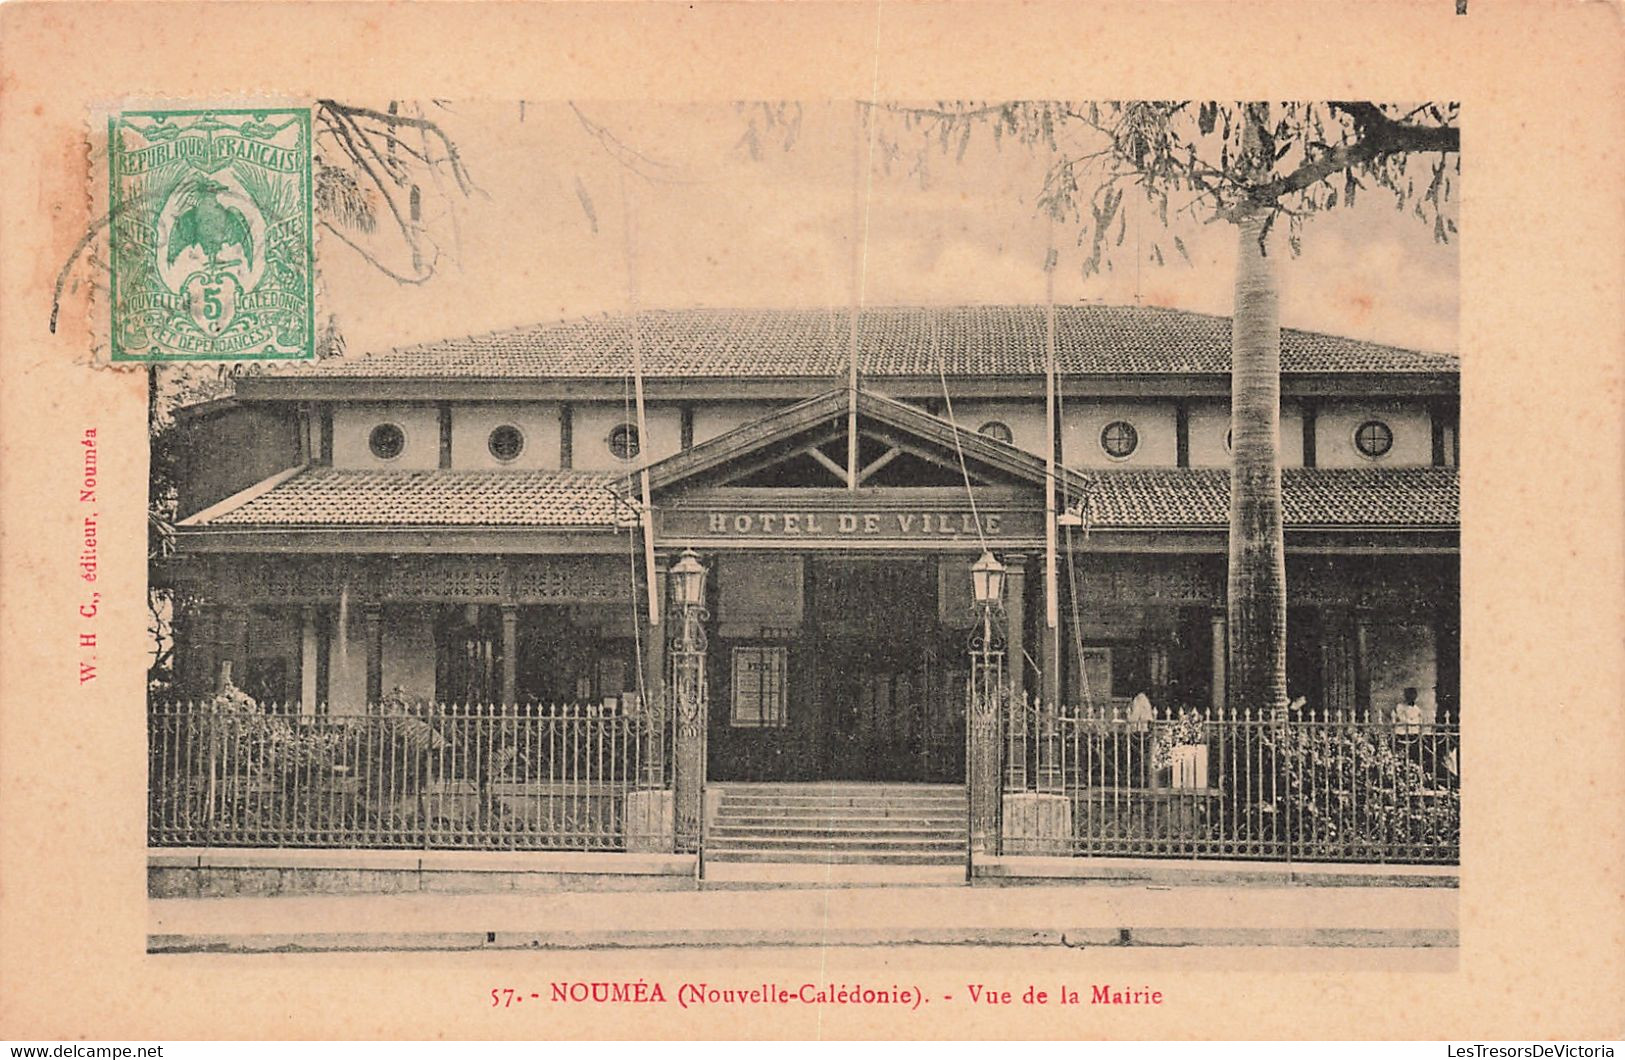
[148, 881, 1457, 953]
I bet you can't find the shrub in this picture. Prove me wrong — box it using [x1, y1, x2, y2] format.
[1261, 724, 1459, 859]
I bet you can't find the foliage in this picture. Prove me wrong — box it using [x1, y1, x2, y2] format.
[132, 99, 481, 684]
[312, 100, 480, 284]
[1073, 793, 1220, 846]
[1260, 724, 1459, 857]
[150, 690, 642, 849]
[1151, 708, 1208, 771]
[856, 100, 1459, 272]
[831, 100, 1461, 716]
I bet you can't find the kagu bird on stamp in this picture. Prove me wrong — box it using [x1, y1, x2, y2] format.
[107, 107, 314, 361]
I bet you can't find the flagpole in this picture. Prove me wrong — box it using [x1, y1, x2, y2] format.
[622, 172, 660, 627]
[1044, 210, 1061, 667]
[847, 99, 864, 491]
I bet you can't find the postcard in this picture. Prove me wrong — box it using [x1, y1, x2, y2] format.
[1, 1, 1621, 1043]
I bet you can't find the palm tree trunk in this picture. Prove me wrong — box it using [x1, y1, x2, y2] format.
[1227, 208, 1288, 713]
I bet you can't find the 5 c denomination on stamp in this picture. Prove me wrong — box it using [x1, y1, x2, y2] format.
[107, 107, 314, 361]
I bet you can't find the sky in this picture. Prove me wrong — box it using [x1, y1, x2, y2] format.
[318, 101, 1459, 359]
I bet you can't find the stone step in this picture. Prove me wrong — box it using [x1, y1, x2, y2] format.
[704, 848, 965, 866]
[707, 783, 968, 866]
[711, 825, 964, 841]
[705, 835, 962, 852]
[716, 801, 963, 816]
[717, 783, 964, 792]
[718, 793, 966, 808]
[714, 815, 963, 830]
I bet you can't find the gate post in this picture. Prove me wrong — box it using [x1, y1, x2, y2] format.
[668, 550, 710, 854]
[624, 561, 674, 853]
[968, 678, 1004, 857]
[967, 551, 1008, 858]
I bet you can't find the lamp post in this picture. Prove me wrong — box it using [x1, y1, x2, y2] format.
[668, 548, 709, 852]
[968, 549, 1007, 857]
[970, 548, 1007, 695]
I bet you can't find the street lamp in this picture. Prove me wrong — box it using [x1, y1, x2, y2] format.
[970, 549, 1006, 608]
[668, 548, 710, 663]
[968, 549, 1007, 705]
[669, 548, 709, 610]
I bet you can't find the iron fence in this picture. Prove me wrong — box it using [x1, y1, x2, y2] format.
[1006, 700, 1460, 864]
[148, 697, 670, 851]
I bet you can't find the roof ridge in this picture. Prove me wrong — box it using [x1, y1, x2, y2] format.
[278, 302, 1458, 381]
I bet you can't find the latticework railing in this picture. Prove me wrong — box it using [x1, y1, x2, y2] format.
[1007, 700, 1460, 865]
[148, 696, 669, 851]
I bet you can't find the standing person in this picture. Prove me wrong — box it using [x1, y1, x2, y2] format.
[1394, 687, 1425, 769]
[1128, 691, 1154, 785]
[1394, 687, 1423, 734]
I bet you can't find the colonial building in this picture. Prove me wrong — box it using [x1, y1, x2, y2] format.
[160, 304, 1460, 864]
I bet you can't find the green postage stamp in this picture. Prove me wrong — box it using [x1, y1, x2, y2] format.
[106, 107, 314, 361]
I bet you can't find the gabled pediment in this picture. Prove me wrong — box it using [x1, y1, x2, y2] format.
[640, 388, 1082, 498]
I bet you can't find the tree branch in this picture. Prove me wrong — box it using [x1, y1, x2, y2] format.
[318, 219, 438, 284]
[1329, 101, 1459, 153]
[1234, 103, 1459, 216]
[317, 100, 479, 197]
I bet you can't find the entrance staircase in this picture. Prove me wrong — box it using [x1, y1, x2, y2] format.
[706, 783, 967, 867]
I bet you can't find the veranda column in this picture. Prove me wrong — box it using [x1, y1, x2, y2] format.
[1149, 635, 1171, 707]
[220, 610, 248, 692]
[1209, 613, 1227, 712]
[1434, 598, 1461, 725]
[1354, 614, 1372, 720]
[364, 605, 383, 704]
[499, 604, 519, 706]
[299, 605, 319, 716]
[1319, 608, 1356, 716]
[196, 604, 221, 694]
[667, 550, 709, 854]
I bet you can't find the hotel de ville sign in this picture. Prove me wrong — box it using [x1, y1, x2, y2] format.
[657, 504, 1046, 543]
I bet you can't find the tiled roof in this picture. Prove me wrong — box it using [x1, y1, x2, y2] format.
[190, 465, 1457, 531]
[200, 469, 624, 527]
[289, 305, 1457, 380]
[1083, 467, 1459, 529]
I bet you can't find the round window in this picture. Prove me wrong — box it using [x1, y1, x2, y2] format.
[1355, 420, 1394, 458]
[608, 423, 641, 461]
[368, 423, 406, 460]
[978, 421, 1014, 444]
[1100, 420, 1139, 459]
[488, 424, 525, 462]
